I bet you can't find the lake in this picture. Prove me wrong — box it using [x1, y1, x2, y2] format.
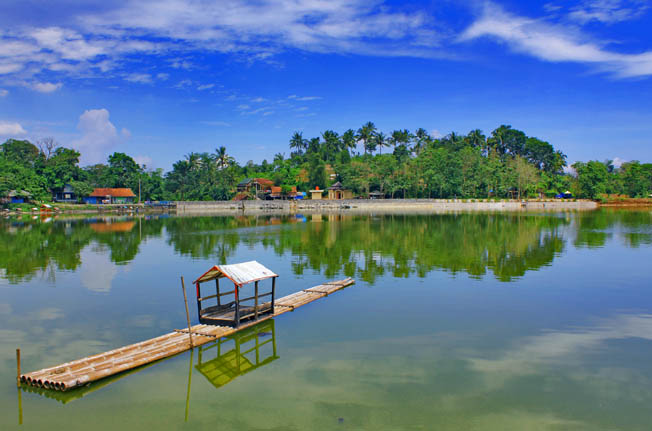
[2, 209, 652, 430]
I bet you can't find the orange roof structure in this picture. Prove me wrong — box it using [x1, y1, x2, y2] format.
[89, 188, 136, 197]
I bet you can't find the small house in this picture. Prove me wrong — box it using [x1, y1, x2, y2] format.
[309, 187, 324, 200]
[236, 178, 274, 199]
[369, 191, 384, 199]
[84, 188, 136, 204]
[193, 260, 278, 327]
[4, 190, 31, 204]
[53, 184, 76, 203]
[327, 182, 353, 200]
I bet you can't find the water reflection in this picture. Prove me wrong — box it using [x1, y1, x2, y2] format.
[2, 209, 651, 285]
[17, 318, 279, 423]
[195, 319, 278, 389]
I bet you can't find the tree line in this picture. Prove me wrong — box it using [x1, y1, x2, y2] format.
[1, 123, 651, 203]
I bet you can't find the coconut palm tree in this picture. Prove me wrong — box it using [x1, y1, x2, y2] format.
[289, 131, 307, 155]
[342, 129, 357, 155]
[356, 122, 377, 155]
[374, 132, 389, 155]
[215, 146, 234, 169]
[467, 129, 486, 154]
[412, 128, 430, 155]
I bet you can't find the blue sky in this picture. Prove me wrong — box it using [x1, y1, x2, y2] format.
[0, 0, 651, 169]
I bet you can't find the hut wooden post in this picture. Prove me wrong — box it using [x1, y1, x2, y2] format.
[16, 348, 21, 387]
[234, 283, 240, 328]
[254, 281, 259, 320]
[195, 282, 202, 320]
[215, 278, 221, 306]
[271, 277, 276, 312]
[180, 277, 194, 348]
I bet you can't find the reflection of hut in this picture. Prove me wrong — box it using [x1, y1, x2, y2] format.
[89, 221, 136, 233]
[327, 182, 353, 200]
[195, 319, 278, 389]
[193, 261, 278, 327]
[309, 187, 324, 200]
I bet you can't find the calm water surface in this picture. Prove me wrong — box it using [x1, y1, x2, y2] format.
[1, 209, 652, 430]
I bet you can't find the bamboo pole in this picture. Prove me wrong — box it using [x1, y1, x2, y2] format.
[185, 348, 194, 422]
[16, 348, 21, 387]
[17, 386, 23, 425]
[180, 277, 194, 348]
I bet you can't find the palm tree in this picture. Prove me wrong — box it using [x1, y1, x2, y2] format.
[390, 129, 410, 149]
[467, 129, 486, 154]
[289, 131, 307, 155]
[186, 152, 202, 171]
[321, 130, 340, 162]
[412, 128, 430, 155]
[374, 132, 389, 155]
[342, 129, 357, 155]
[215, 146, 233, 169]
[356, 122, 377, 155]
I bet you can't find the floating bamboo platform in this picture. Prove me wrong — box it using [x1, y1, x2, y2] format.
[19, 278, 354, 392]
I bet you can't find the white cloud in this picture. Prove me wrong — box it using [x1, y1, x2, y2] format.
[0, 89, 7, 97]
[156, 72, 169, 81]
[125, 73, 152, 84]
[133, 155, 152, 167]
[252, 97, 266, 102]
[197, 83, 215, 90]
[71, 108, 130, 164]
[612, 156, 626, 168]
[569, 0, 649, 24]
[31, 81, 62, 93]
[293, 96, 321, 101]
[0, 121, 26, 135]
[0, 0, 445, 86]
[460, 2, 652, 78]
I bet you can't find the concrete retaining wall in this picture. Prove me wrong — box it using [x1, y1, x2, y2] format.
[176, 199, 598, 214]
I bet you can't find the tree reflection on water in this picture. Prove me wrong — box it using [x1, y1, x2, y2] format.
[2, 209, 650, 285]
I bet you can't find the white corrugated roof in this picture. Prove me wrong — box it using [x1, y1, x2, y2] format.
[194, 261, 278, 285]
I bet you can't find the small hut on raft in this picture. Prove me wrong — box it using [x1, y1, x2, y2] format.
[193, 261, 278, 327]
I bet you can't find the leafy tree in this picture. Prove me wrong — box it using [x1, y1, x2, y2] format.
[572, 161, 609, 199]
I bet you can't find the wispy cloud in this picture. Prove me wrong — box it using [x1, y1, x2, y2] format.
[31, 81, 62, 93]
[201, 120, 231, 127]
[197, 83, 215, 90]
[125, 73, 152, 84]
[0, 89, 7, 97]
[0, 0, 446, 87]
[288, 94, 321, 101]
[0, 121, 26, 135]
[460, 2, 652, 78]
[569, 0, 649, 24]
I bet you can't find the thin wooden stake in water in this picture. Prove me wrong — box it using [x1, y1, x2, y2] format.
[16, 348, 21, 387]
[180, 277, 194, 348]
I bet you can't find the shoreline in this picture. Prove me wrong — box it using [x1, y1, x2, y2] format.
[3, 199, 603, 218]
[176, 199, 598, 214]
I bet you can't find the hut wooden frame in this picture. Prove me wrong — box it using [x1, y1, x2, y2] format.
[193, 262, 278, 327]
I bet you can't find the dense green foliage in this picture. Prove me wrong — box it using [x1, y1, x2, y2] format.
[2, 124, 651, 202]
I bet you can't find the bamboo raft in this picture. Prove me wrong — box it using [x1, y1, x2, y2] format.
[19, 278, 354, 392]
